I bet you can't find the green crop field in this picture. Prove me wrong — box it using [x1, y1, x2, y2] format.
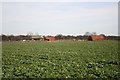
[2, 40, 120, 78]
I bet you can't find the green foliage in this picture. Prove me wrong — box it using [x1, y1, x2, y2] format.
[2, 40, 119, 78]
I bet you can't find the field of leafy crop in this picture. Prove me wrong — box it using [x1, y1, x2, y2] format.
[2, 40, 120, 78]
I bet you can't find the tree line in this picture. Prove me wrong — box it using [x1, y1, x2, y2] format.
[0, 34, 120, 41]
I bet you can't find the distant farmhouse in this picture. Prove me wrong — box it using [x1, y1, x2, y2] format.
[31, 35, 44, 41]
[30, 35, 55, 41]
[44, 36, 55, 41]
[88, 35, 105, 41]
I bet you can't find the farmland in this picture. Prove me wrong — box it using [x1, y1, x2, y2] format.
[2, 40, 120, 78]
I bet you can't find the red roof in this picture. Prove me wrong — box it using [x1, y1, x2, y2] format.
[45, 36, 55, 41]
[88, 35, 105, 41]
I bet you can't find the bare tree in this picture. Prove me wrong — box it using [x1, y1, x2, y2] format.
[27, 32, 33, 36]
[35, 32, 39, 36]
[84, 32, 91, 36]
[91, 32, 97, 35]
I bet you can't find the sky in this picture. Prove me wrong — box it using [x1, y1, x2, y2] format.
[1, 2, 118, 36]
[1, 0, 119, 2]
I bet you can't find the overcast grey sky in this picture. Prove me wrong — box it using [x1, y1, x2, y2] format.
[2, 2, 118, 36]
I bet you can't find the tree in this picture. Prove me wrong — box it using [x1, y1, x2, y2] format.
[91, 32, 97, 35]
[27, 32, 33, 36]
[2, 34, 8, 41]
[35, 32, 39, 36]
[100, 34, 106, 37]
[55, 34, 64, 40]
[84, 32, 91, 36]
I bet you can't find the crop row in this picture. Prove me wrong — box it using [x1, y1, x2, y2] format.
[2, 40, 120, 78]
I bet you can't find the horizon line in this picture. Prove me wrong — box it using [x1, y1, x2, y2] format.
[0, 33, 119, 36]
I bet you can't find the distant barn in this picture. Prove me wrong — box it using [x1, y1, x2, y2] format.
[31, 35, 44, 41]
[88, 35, 105, 41]
[44, 36, 55, 41]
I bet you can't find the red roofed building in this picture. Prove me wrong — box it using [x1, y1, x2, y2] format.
[44, 36, 55, 41]
[88, 35, 105, 41]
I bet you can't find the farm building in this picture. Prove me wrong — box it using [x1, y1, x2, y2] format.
[31, 35, 44, 41]
[88, 35, 105, 41]
[44, 36, 55, 41]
